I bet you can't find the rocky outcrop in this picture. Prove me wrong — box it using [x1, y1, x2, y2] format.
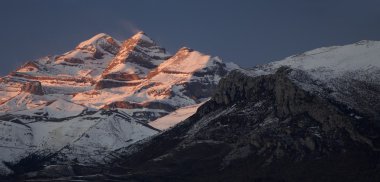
[103, 101, 175, 111]
[102, 101, 176, 121]
[21, 81, 44, 95]
[62, 57, 84, 64]
[17, 61, 42, 72]
[94, 79, 141, 90]
[102, 72, 140, 81]
[9, 72, 95, 84]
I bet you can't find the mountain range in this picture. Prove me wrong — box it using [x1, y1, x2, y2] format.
[1, 33, 380, 182]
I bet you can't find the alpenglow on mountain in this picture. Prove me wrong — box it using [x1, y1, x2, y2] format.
[6, 39, 380, 182]
[1, 33, 380, 182]
[0, 32, 239, 175]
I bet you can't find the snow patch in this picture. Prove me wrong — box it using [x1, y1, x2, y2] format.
[149, 102, 205, 130]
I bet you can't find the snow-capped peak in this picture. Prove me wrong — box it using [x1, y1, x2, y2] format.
[155, 47, 238, 75]
[278, 40, 380, 71]
[75, 33, 121, 55]
[131, 31, 154, 43]
[100, 31, 171, 80]
[248, 40, 380, 78]
[178, 47, 194, 52]
[77, 33, 111, 49]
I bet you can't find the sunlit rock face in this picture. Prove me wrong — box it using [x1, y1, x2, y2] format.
[96, 32, 171, 89]
[0, 32, 239, 176]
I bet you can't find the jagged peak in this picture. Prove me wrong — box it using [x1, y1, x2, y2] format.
[77, 33, 109, 47]
[131, 31, 154, 43]
[178, 47, 194, 52]
[135, 31, 145, 35]
[172, 47, 207, 59]
[161, 47, 240, 73]
[76, 33, 121, 51]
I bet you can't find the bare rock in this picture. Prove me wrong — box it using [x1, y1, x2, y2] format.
[21, 81, 44, 95]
